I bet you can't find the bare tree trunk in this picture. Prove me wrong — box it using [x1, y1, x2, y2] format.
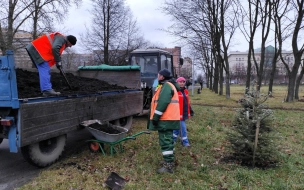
[286, 0, 304, 102]
[268, 17, 280, 94]
[268, 56, 277, 94]
[256, 1, 272, 91]
[242, 0, 260, 93]
[219, 0, 238, 99]
[210, 57, 214, 90]
[245, 45, 253, 93]
[286, 72, 297, 101]
[213, 55, 219, 93]
[103, 0, 109, 64]
[219, 61, 224, 95]
[225, 73, 231, 99]
[205, 57, 212, 90]
[295, 65, 304, 100]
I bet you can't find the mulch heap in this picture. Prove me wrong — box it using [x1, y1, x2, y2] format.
[16, 69, 128, 99]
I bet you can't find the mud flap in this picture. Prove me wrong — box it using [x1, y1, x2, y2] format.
[8, 125, 17, 153]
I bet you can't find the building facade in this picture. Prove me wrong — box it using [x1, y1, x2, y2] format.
[162, 46, 182, 76]
[228, 45, 296, 84]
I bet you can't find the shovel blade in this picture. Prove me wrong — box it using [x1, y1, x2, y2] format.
[105, 172, 127, 190]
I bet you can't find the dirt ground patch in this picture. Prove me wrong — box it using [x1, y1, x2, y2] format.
[16, 69, 127, 99]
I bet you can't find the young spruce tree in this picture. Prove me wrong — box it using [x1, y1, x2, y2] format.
[227, 82, 278, 167]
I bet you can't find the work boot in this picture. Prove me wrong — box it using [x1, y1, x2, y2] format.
[42, 89, 61, 97]
[156, 161, 174, 174]
[183, 143, 190, 147]
[159, 160, 166, 165]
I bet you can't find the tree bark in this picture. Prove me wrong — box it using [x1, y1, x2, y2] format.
[295, 66, 304, 100]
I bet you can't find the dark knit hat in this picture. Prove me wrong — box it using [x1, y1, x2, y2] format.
[159, 68, 172, 79]
[67, 35, 77, 45]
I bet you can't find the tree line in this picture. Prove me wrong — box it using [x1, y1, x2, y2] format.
[161, 0, 304, 102]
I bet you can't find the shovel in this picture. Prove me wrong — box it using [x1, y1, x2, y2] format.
[105, 172, 127, 190]
[58, 67, 72, 90]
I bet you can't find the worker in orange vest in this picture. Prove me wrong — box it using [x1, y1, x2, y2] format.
[26, 32, 77, 97]
[148, 68, 180, 173]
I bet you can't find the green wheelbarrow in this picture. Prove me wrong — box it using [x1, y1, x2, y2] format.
[82, 120, 150, 156]
[86, 131, 150, 156]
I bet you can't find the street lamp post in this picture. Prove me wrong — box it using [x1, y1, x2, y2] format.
[192, 56, 195, 96]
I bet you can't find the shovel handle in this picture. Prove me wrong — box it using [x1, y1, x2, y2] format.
[59, 67, 72, 89]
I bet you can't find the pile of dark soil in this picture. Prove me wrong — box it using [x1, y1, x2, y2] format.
[16, 69, 128, 98]
[89, 123, 121, 134]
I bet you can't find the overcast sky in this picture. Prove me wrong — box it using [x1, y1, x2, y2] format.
[63, 0, 287, 55]
[63, 0, 178, 53]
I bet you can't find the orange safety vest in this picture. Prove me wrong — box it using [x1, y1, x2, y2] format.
[178, 90, 191, 120]
[31, 32, 66, 67]
[150, 82, 180, 121]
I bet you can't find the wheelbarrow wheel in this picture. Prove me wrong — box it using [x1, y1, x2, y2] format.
[88, 142, 103, 153]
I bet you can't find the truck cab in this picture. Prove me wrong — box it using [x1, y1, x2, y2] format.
[128, 49, 176, 113]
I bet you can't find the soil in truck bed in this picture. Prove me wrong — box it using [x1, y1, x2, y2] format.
[16, 69, 128, 98]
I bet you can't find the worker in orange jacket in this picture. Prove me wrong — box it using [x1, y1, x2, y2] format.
[26, 32, 77, 97]
[148, 68, 180, 174]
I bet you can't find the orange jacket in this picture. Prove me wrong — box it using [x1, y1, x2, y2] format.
[31, 32, 66, 67]
[150, 82, 180, 121]
[178, 90, 191, 120]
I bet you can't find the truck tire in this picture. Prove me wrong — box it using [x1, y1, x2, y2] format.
[21, 134, 67, 168]
[0, 138, 3, 145]
[112, 116, 133, 131]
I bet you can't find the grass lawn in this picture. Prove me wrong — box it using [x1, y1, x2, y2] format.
[18, 85, 304, 190]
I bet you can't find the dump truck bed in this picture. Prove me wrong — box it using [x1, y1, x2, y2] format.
[0, 51, 143, 150]
[18, 90, 143, 147]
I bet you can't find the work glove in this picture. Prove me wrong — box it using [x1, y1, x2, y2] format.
[152, 120, 159, 127]
[56, 62, 62, 69]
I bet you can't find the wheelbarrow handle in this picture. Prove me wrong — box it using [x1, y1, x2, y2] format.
[131, 131, 151, 137]
[122, 136, 136, 141]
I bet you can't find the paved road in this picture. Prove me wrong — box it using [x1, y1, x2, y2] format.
[0, 129, 92, 190]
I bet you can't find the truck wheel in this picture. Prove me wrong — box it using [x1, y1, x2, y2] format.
[112, 116, 133, 131]
[0, 138, 3, 145]
[21, 134, 67, 168]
